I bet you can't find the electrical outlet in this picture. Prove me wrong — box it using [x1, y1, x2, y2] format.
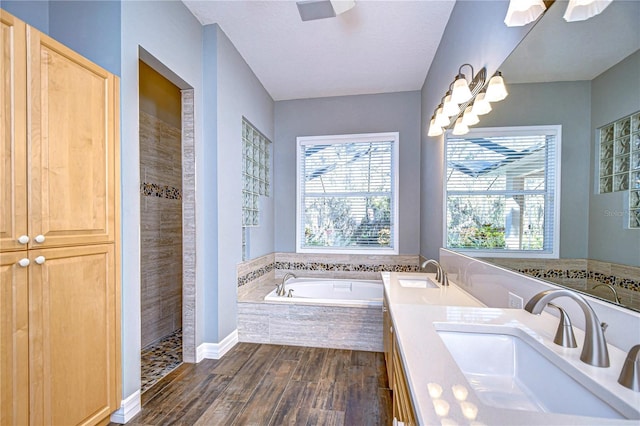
[508, 292, 524, 309]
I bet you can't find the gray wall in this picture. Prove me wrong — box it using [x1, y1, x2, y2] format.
[206, 24, 275, 342]
[121, 0, 204, 402]
[2, 0, 121, 75]
[479, 81, 592, 259]
[273, 91, 422, 254]
[590, 50, 640, 266]
[420, 0, 533, 260]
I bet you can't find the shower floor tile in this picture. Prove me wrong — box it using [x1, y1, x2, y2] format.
[141, 329, 183, 393]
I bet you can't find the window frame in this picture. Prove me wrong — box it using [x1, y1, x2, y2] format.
[296, 132, 400, 254]
[443, 125, 562, 259]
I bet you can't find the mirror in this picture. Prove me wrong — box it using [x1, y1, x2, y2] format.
[457, 0, 640, 311]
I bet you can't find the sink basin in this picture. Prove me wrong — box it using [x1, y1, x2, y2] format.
[398, 278, 439, 288]
[435, 324, 639, 420]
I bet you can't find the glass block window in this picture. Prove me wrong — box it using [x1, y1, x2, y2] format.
[296, 132, 399, 254]
[444, 125, 561, 258]
[598, 111, 640, 229]
[242, 118, 271, 227]
[629, 112, 640, 228]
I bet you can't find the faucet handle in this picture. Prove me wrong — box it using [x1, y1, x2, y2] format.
[548, 303, 577, 348]
[618, 345, 640, 391]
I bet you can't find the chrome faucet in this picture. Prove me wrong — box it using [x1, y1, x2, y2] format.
[420, 259, 449, 286]
[548, 303, 577, 348]
[618, 344, 640, 391]
[525, 289, 610, 367]
[276, 272, 296, 296]
[593, 284, 622, 304]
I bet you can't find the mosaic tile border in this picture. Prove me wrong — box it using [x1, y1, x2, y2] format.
[517, 268, 640, 292]
[237, 261, 419, 287]
[141, 182, 183, 200]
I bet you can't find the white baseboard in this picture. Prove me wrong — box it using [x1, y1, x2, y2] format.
[110, 389, 141, 424]
[196, 329, 238, 362]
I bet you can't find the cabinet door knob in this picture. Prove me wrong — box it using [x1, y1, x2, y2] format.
[34, 234, 46, 243]
[18, 235, 30, 244]
[35, 256, 46, 265]
[382, 306, 388, 313]
[18, 258, 30, 267]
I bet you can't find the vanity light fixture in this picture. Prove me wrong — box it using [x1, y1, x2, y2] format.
[485, 71, 509, 102]
[451, 64, 475, 104]
[563, 0, 612, 22]
[427, 65, 508, 138]
[504, 0, 547, 27]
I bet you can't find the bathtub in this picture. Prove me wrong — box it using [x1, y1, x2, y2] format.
[264, 277, 383, 307]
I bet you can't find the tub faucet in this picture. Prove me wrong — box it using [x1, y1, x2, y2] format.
[593, 284, 622, 304]
[525, 289, 610, 367]
[420, 259, 449, 286]
[277, 272, 296, 296]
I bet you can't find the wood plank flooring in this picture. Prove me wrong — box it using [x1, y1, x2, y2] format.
[113, 343, 392, 426]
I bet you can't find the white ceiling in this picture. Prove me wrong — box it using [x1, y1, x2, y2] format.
[501, 0, 640, 84]
[182, 0, 456, 101]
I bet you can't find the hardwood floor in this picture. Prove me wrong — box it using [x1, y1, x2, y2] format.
[113, 343, 392, 425]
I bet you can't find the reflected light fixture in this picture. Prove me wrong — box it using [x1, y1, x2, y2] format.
[434, 104, 450, 128]
[485, 71, 509, 102]
[443, 91, 459, 117]
[452, 117, 469, 136]
[504, 0, 546, 27]
[564, 0, 612, 22]
[471, 92, 492, 116]
[461, 106, 479, 126]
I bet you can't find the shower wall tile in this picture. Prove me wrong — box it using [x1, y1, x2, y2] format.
[140, 110, 183, 349]
[181, 89, 196, 363]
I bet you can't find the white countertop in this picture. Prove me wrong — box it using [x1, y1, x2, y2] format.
[382, 272, 640, 426]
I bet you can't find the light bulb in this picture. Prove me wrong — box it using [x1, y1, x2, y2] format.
[471, 92, 492, 116]
[504, 0, 546, 27]
[451, 75, 472, 104]
[452, 117, 469, 135]
[443, 94, 459, 117]
[485, 72, 508, 102]
[462, 106, 479, 126]
[434, 106, 450, 127]
[428, 117, 443, 137]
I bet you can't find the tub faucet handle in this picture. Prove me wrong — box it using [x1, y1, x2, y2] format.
[287, 289, 294, 298]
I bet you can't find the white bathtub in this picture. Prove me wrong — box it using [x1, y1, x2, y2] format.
[264, 277, 383, 307]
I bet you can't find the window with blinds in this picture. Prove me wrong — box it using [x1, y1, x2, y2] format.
[445, 126, 561, 257]
[297, 132, 399, 254]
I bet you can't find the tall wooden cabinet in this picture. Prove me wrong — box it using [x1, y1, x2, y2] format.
[1, 10, 121, 426]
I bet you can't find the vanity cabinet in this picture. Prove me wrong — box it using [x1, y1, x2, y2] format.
[392, 335, 417, 425]
[383, 294, 393, 390]
[384, 292, 417, 425]
[1, 10, 120, 426]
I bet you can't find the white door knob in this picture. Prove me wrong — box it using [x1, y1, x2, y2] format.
[18, 258, 30, 267]
[34, 256, 45, 265]
[18, 235, 30, 244]
[34, 235, 45, 243]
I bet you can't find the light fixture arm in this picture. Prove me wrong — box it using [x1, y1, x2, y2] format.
[456, 63, 475, 82]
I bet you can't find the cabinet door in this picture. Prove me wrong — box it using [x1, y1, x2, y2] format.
[0, 12, 28, 252]
[383, 294, 393, 390]
[0, 251, 29, 426]
[29, 244, 118, 426]
[27, 28, 117, 249]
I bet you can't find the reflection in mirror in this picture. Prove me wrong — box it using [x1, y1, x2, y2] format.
[454, 0, 640, 312]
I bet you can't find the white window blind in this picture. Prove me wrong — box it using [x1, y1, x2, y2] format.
[445, 126, 561, 257]
[297, 132, 399, 253]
